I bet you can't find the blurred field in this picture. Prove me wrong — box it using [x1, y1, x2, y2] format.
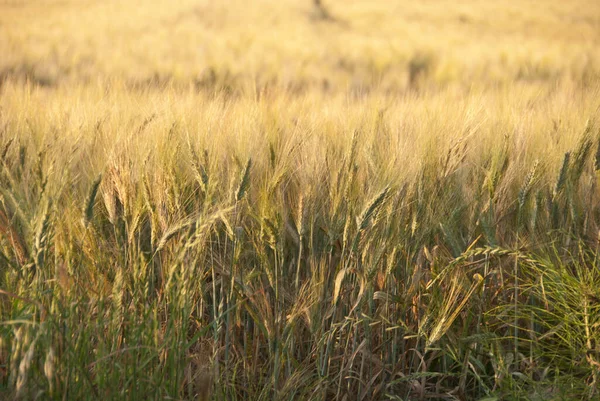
[1, 0, 599, 90]
[1, 1, 600, 400]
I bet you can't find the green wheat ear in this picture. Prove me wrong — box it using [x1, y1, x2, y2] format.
[518, 160, 539, 208]
[553, 152, 570, 198]
[361, 187, 389, 226]
[188, 142, 209, 193]
[571, 129, 593, 183]
[83, 174, 102, 227]
[594, 130, 600, 172]
[235, 158, 252, 202]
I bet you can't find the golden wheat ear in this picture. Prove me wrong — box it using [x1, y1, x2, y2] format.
[0, 208, 29, 266]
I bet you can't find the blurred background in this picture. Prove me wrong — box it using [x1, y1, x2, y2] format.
[1, 0, 599, 92]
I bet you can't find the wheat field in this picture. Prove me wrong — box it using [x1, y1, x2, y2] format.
[1, 0, 600, 400]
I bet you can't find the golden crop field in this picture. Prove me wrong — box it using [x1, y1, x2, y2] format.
[1, 0, 600, 400]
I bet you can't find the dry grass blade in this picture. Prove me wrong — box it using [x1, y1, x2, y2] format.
[426, 273, 484, 346]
